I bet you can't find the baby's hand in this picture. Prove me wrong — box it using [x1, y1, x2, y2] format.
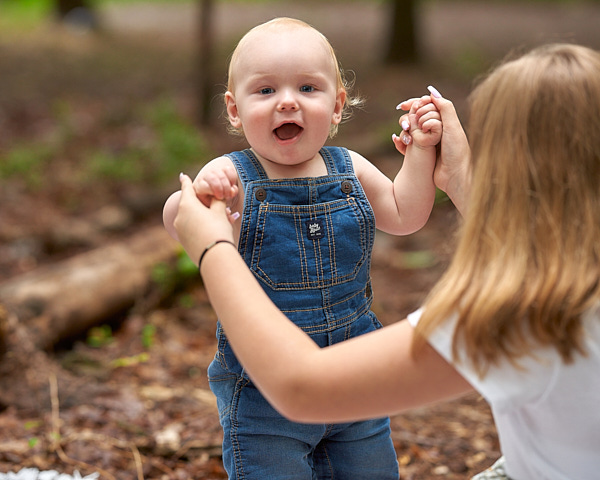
[193, 164, 239, 207]
[393, 86, 442, 153]
[409, 97, 442, 148]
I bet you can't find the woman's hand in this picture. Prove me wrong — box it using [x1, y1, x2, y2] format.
[428, 90, 470, 211]
[174, 173, 235, 265]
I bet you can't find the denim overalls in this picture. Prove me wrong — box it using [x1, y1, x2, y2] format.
[207, 147, 399, 480]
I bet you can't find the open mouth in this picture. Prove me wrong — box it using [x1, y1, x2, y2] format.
[274, 123, 303, 141]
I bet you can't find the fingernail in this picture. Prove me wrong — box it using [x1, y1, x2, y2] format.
[428, 85, 442, 98]
[401, 133, 412, 145]
[179, 172, 184, 180]
[231, 211, 240, 221]
[401, 120, 410, 131]
[392, 133, 398, 141]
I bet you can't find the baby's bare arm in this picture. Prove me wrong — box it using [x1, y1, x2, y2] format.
[355, 97, 439, 235]
[353, 147, 435, 236]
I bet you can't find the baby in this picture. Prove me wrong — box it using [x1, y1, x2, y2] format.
[164, 17, 441, 480]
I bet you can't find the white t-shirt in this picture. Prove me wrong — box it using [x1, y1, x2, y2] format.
[407, 306, 600, 480]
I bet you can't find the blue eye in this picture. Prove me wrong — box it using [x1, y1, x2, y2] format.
[300, 85, 315, 93]
[260, 88, 274, 95]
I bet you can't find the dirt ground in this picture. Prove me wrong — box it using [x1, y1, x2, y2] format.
[1, 1, 599, 479]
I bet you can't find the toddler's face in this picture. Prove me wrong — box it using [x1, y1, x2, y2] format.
[226, 26, 345, 170]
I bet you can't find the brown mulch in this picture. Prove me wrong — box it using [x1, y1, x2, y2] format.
[0, 198, 500, 479]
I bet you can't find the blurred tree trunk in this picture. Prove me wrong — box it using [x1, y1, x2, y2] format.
[385, 0, 419, 64]
[56, 0, 85, 17]
[55, 0, 99, 30]
[196, 0, 216, 126]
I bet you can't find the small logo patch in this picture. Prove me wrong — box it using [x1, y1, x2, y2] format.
[306, 219, 324, 240]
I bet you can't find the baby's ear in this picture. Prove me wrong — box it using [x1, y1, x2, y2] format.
[225, 91, 242, 128]
[332, 88, 346, 125]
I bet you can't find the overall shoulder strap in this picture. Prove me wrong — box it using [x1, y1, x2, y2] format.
[320, 146, 354, 175]
[225, 149, 268, 188]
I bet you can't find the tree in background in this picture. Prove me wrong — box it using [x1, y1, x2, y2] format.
[385, 0, 419, 64]
[56, 0, 86, 17]
[55, 0, 99, 30]
[196, 0, 215, 126]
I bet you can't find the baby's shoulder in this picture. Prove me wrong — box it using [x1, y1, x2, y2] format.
[197, 155, 238, 175]
[345, 149, 374, 177]
[206, 154, 236, 167]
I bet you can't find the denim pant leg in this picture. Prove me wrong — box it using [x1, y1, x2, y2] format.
[307, 312, 399, 479]
[311, 418, 399, 480]
[209, 358, 325, 480]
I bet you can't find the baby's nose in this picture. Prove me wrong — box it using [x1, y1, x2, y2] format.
[277, 90, 299, 111]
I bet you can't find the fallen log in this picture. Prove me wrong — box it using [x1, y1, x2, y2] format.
[0, 225, 179, 351]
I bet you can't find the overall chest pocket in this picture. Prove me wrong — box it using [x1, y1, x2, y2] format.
[247, 197, 370, 290]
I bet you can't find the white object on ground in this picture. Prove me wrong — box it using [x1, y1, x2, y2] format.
[0, 469, 99, 480]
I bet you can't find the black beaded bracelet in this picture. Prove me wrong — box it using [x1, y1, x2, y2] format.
[198, 240, 236, 270]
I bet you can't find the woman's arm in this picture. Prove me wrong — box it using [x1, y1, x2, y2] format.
[174, 174, 473, 423]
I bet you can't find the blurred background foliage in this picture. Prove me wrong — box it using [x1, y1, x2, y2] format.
[0, 0, 598, 203]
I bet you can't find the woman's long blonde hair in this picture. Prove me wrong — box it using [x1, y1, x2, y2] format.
[416, 44, 600, 376]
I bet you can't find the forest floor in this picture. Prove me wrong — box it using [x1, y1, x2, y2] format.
[1, 1, 599, 478]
